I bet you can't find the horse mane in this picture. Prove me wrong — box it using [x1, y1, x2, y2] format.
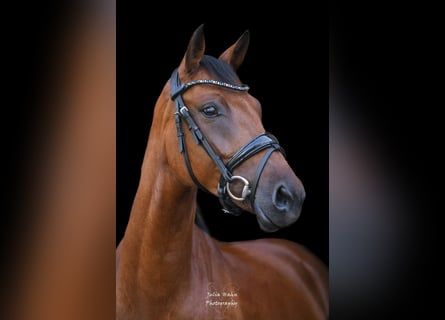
[199, 55, 241, 85]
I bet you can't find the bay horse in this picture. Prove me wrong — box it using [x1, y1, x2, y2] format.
[116, 25, 329, 319]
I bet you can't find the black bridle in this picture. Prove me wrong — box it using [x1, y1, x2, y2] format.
[170, 68, 285, 215]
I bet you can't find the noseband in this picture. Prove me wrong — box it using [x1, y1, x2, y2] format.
[170, 68, 285, 215]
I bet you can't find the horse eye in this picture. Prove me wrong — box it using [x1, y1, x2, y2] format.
[200, 105, 219, 118]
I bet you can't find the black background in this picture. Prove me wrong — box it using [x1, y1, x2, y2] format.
[330, 1, 442, 319]
[116, 7, 328, 266]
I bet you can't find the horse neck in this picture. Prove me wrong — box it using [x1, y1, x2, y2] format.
[118, 92, 199, 298]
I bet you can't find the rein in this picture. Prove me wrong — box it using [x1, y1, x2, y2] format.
[170, 68, 285, 215]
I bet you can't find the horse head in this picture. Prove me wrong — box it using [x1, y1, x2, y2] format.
[160, 24, 305, 232]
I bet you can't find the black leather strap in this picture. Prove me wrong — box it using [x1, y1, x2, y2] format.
[217, 133, 285, 215]
[171, 69, 211, 193]
[226, 133, 284, 170]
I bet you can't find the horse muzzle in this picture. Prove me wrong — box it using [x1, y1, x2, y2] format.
[254, 176, 305, 232]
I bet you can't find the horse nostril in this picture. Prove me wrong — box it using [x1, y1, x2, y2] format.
[273, 185, 294, 212]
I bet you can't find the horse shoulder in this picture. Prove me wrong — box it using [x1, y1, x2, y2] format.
[219, 238, 329, 320]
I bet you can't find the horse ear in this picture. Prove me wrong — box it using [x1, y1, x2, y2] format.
[219, 30, 250, 70]
[179, 24, 205, 75]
